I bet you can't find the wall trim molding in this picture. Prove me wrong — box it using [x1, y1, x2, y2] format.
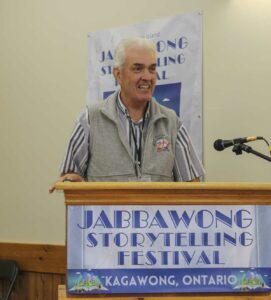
[0, 242, 66, 274]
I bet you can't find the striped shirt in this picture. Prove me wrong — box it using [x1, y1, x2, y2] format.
[60, 97, 204, 181]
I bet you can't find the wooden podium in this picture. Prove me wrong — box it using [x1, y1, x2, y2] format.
[55, 182, 271, 300]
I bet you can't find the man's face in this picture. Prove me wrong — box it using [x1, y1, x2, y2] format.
[114, 47, 157, 107]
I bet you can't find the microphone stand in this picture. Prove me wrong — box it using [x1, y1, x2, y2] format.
[232, 143, 271, 162]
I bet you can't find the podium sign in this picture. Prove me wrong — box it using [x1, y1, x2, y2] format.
[67, 204, 271, 294]
[55, 182, 271, 298]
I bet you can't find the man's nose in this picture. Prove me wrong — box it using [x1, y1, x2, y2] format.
[141, 68, 154, 80]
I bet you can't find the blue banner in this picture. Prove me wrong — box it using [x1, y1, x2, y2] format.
[87, 12, 203, 159]
[67, 268, 271, 294]
[67, 205, 271, 294]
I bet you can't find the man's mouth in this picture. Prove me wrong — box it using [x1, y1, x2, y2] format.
[138, 83, 151, 91]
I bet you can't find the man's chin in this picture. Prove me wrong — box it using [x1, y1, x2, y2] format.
[138, 97, 152, 103]
[137, 92, 153, 102]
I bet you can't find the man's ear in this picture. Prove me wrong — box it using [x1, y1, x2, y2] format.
[113, 67, 121, 84]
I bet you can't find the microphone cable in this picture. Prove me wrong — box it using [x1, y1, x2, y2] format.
[262, 137, 271, 156]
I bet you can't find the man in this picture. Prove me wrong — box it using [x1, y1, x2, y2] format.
[50, 37, 204, 191]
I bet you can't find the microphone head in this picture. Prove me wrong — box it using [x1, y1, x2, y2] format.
[213, 139, 225, 151]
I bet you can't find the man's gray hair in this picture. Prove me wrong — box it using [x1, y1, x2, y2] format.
[114, 37, 156, 69]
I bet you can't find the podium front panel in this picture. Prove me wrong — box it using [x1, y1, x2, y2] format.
[66, 204, 271, 295]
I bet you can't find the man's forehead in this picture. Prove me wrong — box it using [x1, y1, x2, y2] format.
[125, 48, 156, 63]
[132, 62, 157, 67]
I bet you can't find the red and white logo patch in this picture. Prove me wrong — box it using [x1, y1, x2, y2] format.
[153, 136, 170, 152]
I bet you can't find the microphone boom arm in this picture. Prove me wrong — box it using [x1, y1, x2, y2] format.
[232, 143, 271, 162]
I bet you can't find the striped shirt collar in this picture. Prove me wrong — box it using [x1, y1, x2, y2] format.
[116, 91, 150, 123]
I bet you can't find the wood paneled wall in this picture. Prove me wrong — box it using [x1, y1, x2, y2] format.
[0, 242, 66, 300]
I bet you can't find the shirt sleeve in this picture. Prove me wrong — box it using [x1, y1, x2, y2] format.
[60, 108, 90, 179]
[173, 118, 205, 182]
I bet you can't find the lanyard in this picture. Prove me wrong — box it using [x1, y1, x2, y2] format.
[128, 118, 143, 164]
[126, 112, 147, 176]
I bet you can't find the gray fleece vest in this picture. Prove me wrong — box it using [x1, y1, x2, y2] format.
[87, 92, 178, 182]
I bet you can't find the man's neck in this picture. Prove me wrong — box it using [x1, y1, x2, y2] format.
[120, 95, 149, 123]
[127, 106, 147, 123]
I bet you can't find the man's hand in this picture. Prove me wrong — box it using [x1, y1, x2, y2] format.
[49, 173, 85, 193]
[190, 178, 200, 182]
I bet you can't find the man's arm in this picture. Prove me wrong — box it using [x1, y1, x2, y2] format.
[173, 119, 205, 182]
[49, 109, 90, 193]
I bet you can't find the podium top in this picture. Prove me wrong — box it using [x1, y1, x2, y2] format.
[54, 182, 271, 205]
[54, 181, 271, 191]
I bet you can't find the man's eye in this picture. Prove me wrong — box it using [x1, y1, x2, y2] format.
[133, 66, 142, 72]
[149, 66, 156, 73]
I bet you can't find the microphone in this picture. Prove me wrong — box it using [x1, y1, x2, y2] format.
[214, 136, 263, 151]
